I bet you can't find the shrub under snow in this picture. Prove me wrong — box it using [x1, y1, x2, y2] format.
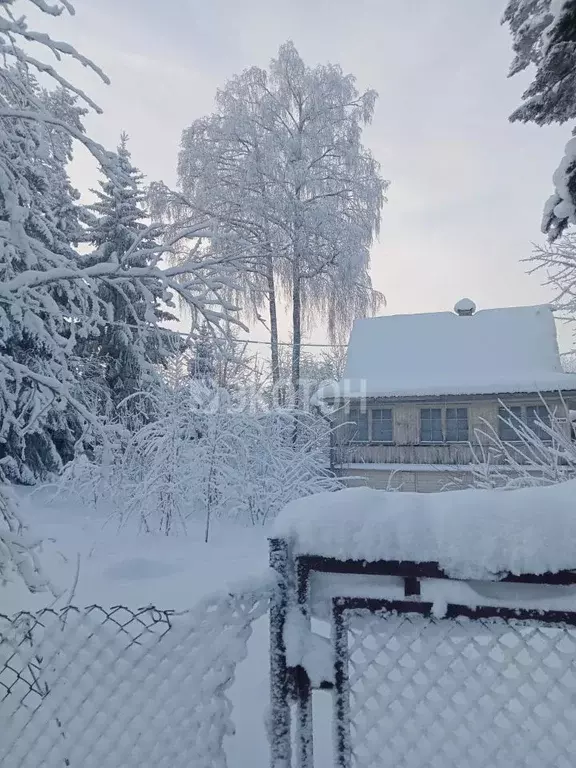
[53, 384, 340, 538]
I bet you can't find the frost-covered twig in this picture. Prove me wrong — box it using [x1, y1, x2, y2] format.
[471, 399, 576, 489]
[0, 485, 58, 595]
[525, 234, 576, 322]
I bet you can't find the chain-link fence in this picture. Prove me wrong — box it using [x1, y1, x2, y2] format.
[268, 540, 576, 768]
[0, 584, 271, 768]
[333, 598, 576, 768]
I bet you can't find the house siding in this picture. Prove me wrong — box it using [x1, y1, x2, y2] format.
[342, 468, 472, 493]
[332, 393, 573, 468]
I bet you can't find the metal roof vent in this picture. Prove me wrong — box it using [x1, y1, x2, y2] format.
[454, 298, 476, 316]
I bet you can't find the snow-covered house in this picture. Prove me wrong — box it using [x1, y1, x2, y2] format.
[320, 301, 576, 491]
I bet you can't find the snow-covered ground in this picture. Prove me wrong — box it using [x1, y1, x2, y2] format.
[4, 489, 276, 768]
[6, 489, 270, 614]
[8, 482, 576, 768]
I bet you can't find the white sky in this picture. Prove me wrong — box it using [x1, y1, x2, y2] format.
[37, 0, 574, 350]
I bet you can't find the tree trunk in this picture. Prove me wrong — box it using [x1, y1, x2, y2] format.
[291, 121, 304, 424]
[292, 172, 303, 409]
[266, 259, 281, 400]
[291, 260, 301, 409]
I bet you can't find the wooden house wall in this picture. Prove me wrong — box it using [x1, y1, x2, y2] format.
[331, 393, 572, 466]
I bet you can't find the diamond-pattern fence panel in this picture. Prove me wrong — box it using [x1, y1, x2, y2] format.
[338, 604, 576, 768]
[0, 587, 270, 768]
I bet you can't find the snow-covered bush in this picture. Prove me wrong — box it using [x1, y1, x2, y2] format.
[56, 383, 340, 538]
[0, 486, 55, 594]
[471, 402, 576, 489]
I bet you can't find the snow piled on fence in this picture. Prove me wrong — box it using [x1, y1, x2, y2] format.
[274, 480, 576, 579]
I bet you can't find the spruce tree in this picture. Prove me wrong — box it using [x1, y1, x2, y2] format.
[0, 0, 238, 591]
[84, 134, 179, 411]
[41, 86, 88, 249]
[188, 323, 216, 385]
[504, 0, 576, 236]
[0, 71, 89, 482]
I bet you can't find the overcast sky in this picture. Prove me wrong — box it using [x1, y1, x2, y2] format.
[40, 0, 574, 349]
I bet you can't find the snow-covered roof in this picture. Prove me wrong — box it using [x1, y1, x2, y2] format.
[319, 304, 576, 399]
[274, 480, 576, 580]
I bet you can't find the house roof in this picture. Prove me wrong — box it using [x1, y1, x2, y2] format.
[319, 304, 576, 399]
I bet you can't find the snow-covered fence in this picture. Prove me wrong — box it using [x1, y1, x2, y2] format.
[333, 597, 576, 768]
[0, 583, 271, 768]
[270, 483, 576, 768]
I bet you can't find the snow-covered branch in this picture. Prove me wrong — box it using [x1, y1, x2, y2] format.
[472, 399, 576, 489]
[525, 233, 576, 319]
[503, 0, 576, 237]
[0, 1, 243, 593]
[56, 382, 341, 537]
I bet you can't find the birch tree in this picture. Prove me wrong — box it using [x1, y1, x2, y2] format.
[159, 111, 285, 388]
[172, 42, 387, 400]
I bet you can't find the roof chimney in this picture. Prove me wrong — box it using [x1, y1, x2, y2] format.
[454, 298, 476, 316]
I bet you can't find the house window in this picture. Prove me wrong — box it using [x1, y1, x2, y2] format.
[498, 405, 554, 441]
[498, 406, 523, 441]
[526, 405, 551, 440]
[347, 408, 369, 442]
[371, 409, 393, 442]
[420, 408, 443, 442]
[445, 407, 469, 442]
[345, 407, 393, 443]
[420, 407, 469, 442]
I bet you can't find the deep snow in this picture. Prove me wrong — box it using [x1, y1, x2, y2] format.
[7, 483, 576, 768]
[275, 481, 576, 580]
[3, 489, 270, 614]
[2, 489, 274, 768]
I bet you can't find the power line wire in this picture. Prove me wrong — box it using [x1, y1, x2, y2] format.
[227, 337, 347, 348]
[107, 319, 348, 348]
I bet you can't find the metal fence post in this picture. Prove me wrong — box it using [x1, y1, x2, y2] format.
[332, 598, 352, 768]
[295, 559, 313, 768]
[269, 537, 292, 768]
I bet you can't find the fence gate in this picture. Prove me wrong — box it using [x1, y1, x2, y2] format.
[269, 538, 576, 768]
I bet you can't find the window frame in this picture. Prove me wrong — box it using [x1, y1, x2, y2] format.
[526, 404, 551, 441]
[499, 404, 554, 442]
[445, 407, 469, 442]
[370, 408, 394, 443]
[345, 406, 394, 444]
[420, 407, 444, 443]
[346, 407, 369, 443]
[419, 406, 470, 444]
